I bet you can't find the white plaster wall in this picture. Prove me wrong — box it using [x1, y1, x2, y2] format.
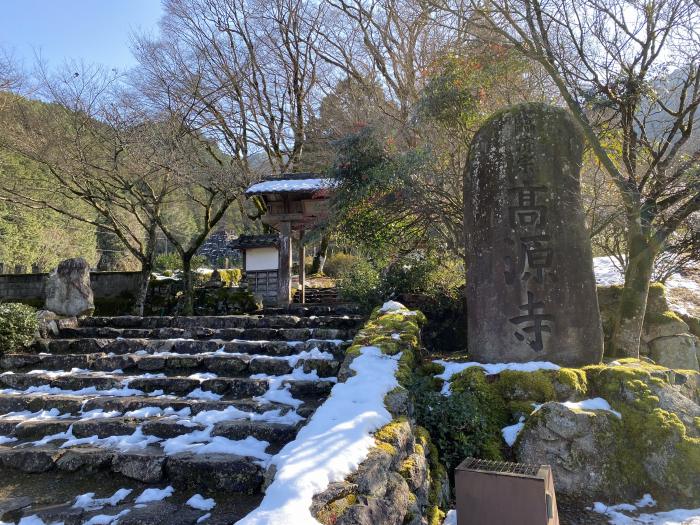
[246, 247, 279, 271]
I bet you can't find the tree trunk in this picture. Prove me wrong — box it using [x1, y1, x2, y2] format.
[135, 262, 152, 316]
[182, 254, 194, 316]
[134, 225, 158, 317]
[310, 235, 329, 275]
[609, 231, 658, 358]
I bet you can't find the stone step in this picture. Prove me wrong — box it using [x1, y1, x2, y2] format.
[263, 303, 360, 316]
[0, 470, 263, 524]
[0, 445, 266, 492]
[0, 372, 260, 398]
[1, 352, 341, 378]
[31, 337, 348, 357]
[57, 325, 354, 341]
[1, 415, 301, 446]
[0, 372, 334, 400]
[79, 314, 363, 330]
[0, 393, 295, 418]
[0, 309, 356, 517]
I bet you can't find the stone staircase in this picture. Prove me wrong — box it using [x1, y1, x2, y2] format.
[293, 286, 339, 304]
[0, 308, 363, 524]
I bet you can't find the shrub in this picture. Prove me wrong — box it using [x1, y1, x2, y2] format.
[0, 303, 38, 354]
[382, 255, 464, 301]
[336, 258, 381, 309]
[219, 269, 242, 287]
[154, 253, 209, 272]
[412, 373, 505, 472]
[412, 368, 507, 472]
[382, 255, 466, 352]
[324, 252, 363, 278]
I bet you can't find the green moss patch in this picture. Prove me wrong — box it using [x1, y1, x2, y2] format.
[494, 370, 556, 402]
[581, 361, 700, 501]
[316, 494, 358, 525]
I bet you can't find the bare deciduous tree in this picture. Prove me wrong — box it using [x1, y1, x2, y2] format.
[133, 114, 244, 314]
[0, 63, 168, 314]
[134, 0, 324, 175]
[318, 0, 461, 144]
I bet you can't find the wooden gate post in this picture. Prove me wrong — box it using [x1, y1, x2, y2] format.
[298, 231, 306, 304]
[278, 222, 292, 305]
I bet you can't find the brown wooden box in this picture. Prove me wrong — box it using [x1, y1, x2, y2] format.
[455, 458, 559, 525]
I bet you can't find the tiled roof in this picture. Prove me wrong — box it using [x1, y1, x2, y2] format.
[229, 234, 280, 249]
[245, 173, 335, 195]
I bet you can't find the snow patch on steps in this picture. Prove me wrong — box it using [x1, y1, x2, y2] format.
[236, 346, 401, 525]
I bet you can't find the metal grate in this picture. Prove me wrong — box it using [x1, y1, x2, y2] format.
[461, 457, 541, 476]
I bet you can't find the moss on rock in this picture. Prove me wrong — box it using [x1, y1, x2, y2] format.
[494, 370, 557, 403]
[316, 493, 358, 524]
[553, 368, 588, 399]
[581, 361, 700, 502]
[374, 416, 411, 451]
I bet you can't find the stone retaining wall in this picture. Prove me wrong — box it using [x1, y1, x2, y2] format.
[0, 271, 141, 312]
[312, 305, 449, 525]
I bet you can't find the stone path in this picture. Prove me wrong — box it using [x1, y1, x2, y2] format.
[0, 306, 361, 524]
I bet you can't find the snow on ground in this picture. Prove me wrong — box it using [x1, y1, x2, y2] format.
[16, 517, 65, 525]
[549, 397, 622, 418]
[73, 488, 132, 511]
[443, 510, 458, 525]
[22, 417, 273, 461]
[84, 509, 131, 524]
[252, 366, 337, 409]
[220, 347, 336, 367]
[0, 383, 149, 397]
[501, 398, 620, 447]
[246, 178, 335, 194]
[0, 408, 70, 421]
[593, 256, 700, 316]
[592, 493, 700, 524]
[187, 494, 216, 511]
[162, 432, 271, 461]
[433, 360, 560, 395]
[186, 388, 223, 400]
[5, 374, 304, 456]
[235, 345, 401, 525]
[134, 486, 174, 504]
[380, 300, 408, 313]
[594, 257, 627, 287]
[123, 407, 190, 419]
[502, 417, 525, 447]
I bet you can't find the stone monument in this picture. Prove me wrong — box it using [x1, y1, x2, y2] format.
[465, 103, 603, 366]
[44, 257, 95, 317]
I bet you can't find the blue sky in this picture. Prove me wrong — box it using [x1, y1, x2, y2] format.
[0, 1, 164, 71]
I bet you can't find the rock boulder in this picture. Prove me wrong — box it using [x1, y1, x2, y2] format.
[44, 258, 94, 317]
[649, 335, 699, 371]
[515, 402, 619, 498]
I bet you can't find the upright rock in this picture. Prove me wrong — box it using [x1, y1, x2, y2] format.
[44, 258, 94, 317]
[465, 103, 603, 366]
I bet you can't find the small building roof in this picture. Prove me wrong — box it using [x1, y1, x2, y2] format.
[229, 234, 279, 250]
[245, 173, 335, 196]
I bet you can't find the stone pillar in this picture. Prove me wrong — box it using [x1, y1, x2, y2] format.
[298, 232, 306, 304]
[278, 222, 292, 306]
[465, 103, 603, 366]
